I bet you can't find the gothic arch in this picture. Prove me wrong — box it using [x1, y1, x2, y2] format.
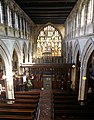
[11, 40, 21, 64]
[0, 40, 15, 99]
[36, 23, 63, 41]
[73, 39, 81, 64]
[72, 40, 81, 93]
[35, 23, 63, 63]
[0, 40, 11, 67]
[81, 37, 94, 72]
[78, 37, 94, 100]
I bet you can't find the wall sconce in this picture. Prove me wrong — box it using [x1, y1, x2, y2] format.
[2, 74, 6, 80]
[72, 63, 75, 68]
[82, 76, 87, 80]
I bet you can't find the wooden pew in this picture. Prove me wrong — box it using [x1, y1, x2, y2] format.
[0, 91, 40, 120]
[15, 91, 40, 96]
[0, 115, 34, 120]
[0, 101, 38, 120]
[0, 98, 39, 104]
[0, 108, 35, 114]
[0, 108, 35, 120]
[54, 116, 94, 120]
[53, 95, 77, 100]
[15, 94, 39, 99]
[54, 109, 94, 117]
[0, 103, 37, 109]
[53, 91, 94, 120]
[54, 104, 82, 110]
[54, 99, 79, 105]
[53, 92, 77, 96]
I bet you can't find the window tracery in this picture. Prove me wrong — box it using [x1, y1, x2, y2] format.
[37, 25, 62, 58]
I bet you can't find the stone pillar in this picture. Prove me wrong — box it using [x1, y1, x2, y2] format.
[71, 66, 76, 90]
[18, 49, 24, 75]
[78, 62, 86, 101]
[25, 47, 28, 63]
[5, 66, 14, 99]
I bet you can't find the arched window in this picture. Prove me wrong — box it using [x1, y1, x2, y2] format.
[15, 12, 19, 29]
[87, 0, 93, 24]
[76, 13, 79, 28]
[81, 5, 85, 27]
[7, 6, 12, 27]
[37, 25, 62, 58]
[72, 17, 76, 31]
[0, 1, 3, 24]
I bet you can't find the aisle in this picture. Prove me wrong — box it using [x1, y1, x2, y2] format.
[38, 76, 53, 120]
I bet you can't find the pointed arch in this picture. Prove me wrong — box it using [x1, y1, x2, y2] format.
[36, 23, 63, 40]
[11, 40, 22, 65]
[81, 37, 94, 69]
[73, 39, 81, 64]
[0, 40, 11, 67]
[78, 37, 94, 100]
[36, 23, 63, 63]
[0, 40, 13, 84]
[0, 40, 15, 99]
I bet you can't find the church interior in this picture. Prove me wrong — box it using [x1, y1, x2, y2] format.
[0, 0, 94, 120]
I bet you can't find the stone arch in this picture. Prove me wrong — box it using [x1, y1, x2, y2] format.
[36, 23, 63, 41]
[73, 39, 81, 64]
[0, 40, 11, 69]
[71, 40, 81, 93]
[79, 37, 94, 100]
[0, 40, 14, 99]
[81, 37, 94, 71]
[35, 23, 63, 63]
[11, 40, 22, 66]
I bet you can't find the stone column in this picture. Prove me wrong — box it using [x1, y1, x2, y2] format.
[71, 66, 76, 90]
[5, 65, 14, 100]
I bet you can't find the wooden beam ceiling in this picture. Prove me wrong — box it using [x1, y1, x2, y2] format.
[14, 0, 78, 24]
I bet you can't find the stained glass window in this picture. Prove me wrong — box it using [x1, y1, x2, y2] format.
[37, 25, 62, 58]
